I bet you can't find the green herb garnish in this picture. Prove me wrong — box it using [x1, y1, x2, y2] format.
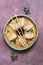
[30, 29, 34, 33]
[12, 40, 16, 44]
[16, 19, 19, 23]
[25, 31, 29, 33]
[10, 52, 17, 61]
[24, 7, 30, 14]
[7, 30, 10, 33]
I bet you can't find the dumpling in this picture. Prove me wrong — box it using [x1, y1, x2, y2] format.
[18, 36, 27, 46]
[19, 18, 25, 27]
[9, 34, 17, 41]
[24, 24, 33, 31]
[9, 24, 17, 30]
[9, 23, 20, 30]
[18, 36, 24, 46]
[9, 18, 25, 31]
[20, 18, 25, 27]
[24, 32, 34, 39]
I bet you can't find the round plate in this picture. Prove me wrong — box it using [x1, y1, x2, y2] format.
[3, 14, 38, 51]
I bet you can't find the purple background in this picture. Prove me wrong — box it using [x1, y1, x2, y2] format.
[0, 0, 43, 65]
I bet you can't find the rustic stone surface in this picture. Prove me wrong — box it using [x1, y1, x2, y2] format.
[0, 0, 43, 65]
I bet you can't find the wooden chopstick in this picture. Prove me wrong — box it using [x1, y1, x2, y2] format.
[15, 14, 21, 36]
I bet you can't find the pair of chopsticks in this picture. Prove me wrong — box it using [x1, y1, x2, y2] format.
[15, 14, 23, 36]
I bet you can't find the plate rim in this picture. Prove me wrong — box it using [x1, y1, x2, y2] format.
[3, 14, 38, 51]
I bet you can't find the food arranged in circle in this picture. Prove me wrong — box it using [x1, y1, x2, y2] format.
[5, 16, 37, 49]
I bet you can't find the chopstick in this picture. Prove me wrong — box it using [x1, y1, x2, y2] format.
[15, 14, 24, 36]
[15, 14, 21, 36]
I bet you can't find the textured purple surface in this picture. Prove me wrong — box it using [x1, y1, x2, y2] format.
[0, 0, 43, 65]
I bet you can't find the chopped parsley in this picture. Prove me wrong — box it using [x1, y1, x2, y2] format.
[16, 19, 19, 23]
[12, 40, 16, 44]
[24, 7, 30, 14]
[10, 52, 17, 61]
[7, 30, 10, 33]
[25, 31, 29, 33]
[30, 29, 34, 33]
